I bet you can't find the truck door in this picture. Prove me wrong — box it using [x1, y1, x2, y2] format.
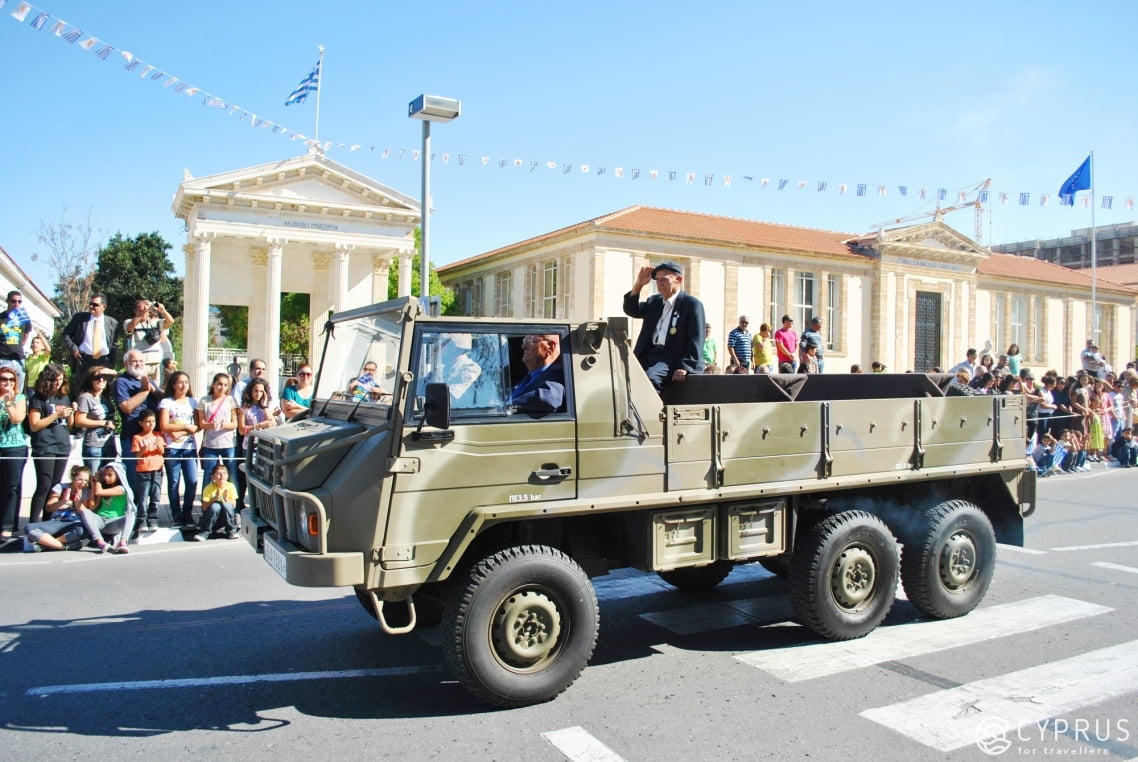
[384, 326, 577, 568]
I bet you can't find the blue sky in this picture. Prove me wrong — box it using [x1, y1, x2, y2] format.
[3, 0, 1136, 294]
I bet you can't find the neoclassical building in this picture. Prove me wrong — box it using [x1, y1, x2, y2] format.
[173, 150, 421, 392]
[437, 206, 1138, 374]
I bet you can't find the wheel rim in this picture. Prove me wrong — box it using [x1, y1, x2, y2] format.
[939, 531, 978, 590]
[830, 544, 877, 611]
[490, 588, 564, 671]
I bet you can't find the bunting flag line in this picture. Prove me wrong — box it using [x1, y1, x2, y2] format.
[4, 1, 1136, 216]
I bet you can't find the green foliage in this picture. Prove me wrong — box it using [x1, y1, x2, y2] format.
[215, 305, 248, 348]
[279, 292, 311, 357]
[384, 228, 454, 313]
[91, 232, 182, 320]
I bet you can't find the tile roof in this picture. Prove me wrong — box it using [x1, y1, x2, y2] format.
[1092, 263, 1138, 287]
[978, 253, 1138, 294]
[439, 206, 863, 272]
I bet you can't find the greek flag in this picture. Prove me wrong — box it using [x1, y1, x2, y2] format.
[285, 60, 320, 106]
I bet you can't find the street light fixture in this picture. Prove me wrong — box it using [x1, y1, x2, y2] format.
[408, 94, 461, 315]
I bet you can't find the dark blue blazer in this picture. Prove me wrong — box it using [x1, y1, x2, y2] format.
[623, 290, 706, 374]
[511, 360, 566, 414]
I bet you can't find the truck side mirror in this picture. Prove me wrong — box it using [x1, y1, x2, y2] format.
[424, 382, 451, 429]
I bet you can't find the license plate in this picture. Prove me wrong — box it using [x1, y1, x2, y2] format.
[263, 537, 288, 580]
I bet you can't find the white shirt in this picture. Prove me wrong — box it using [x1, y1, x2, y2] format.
[653, 293, 679, 346]
[78, 314, 109, 356]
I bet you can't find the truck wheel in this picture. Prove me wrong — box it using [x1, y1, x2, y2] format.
[789, 510, 898, 640]
[900, 500, 995, 619]
[657, 560, 733, 590]
[354, 587, 444, 627]
[442, 545, 599, 708]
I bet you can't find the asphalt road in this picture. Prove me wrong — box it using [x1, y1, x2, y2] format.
[1, 467, 1136, 761]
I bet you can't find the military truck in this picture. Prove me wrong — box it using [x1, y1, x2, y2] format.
[241, 297, 1035, 707]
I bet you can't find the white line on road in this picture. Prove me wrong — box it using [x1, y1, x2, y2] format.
[26, 664, 444, 696]
[859, 639, 1138, 752]
[997, 542, 1047, 555]
[1091, 561, 1138, 575]
[734, 595, 1111, 682]
[542, 726, 627, 762]
[1050, 540, 1138, 552]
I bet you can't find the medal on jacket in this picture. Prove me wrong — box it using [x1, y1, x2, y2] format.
[669, 312, 679, 335]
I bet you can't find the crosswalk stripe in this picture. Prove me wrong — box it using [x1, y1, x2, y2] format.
[997, 542, 1047, 555]
[542, 726, 627, 762]
[1050, 540, 1138, 552]
[859, 640, 1138, 752]
[1091, 561, 1138, 575]
[734, 595, 1111, 682]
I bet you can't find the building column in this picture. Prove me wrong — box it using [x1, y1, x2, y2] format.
[266, 242, 283, 387]
[186, 234, 212, 394]
[332, 244, 352, 313]
[372, 255, 391, 304]
[310, 252, 332, 365]
[397, 253, 413, 298]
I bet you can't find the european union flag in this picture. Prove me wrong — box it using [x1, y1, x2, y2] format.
[1059, 155, 1092, 206]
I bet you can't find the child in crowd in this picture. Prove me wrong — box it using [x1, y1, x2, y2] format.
[131, 409, 165, 533]
[1111, 427, 1138, 468]
[197, 463, 238, 541]
[23, 465, 94, 552]
[79, 462, 135, 554]
[801, 345, 819, 375]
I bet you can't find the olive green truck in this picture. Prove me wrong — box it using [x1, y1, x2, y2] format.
[240, 297, 1035, 707]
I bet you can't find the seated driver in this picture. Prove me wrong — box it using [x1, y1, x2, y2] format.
[511, 334, 565, 414]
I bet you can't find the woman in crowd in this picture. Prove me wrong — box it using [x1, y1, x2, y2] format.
[281, 363, 315, 418]
[1086, 381, 1107, 462]
[1068, 375, 1091, 438]
[24, 465, 94, 552]
[24, 331, 51, 394]
[159, 370, 199, 528]
[197, 372, 238, 481]
[1006, 344, 1022, 377]
[73, 366, 118, 474]
[969, 372, 997, 394]
[998, 373, 1022, 395]
[26, 364, 74, 526]
[0, 367, 27, 538]
[978, 353, 995, 375]
[79, 462, 134, 554]
[239, 377, 284, 436]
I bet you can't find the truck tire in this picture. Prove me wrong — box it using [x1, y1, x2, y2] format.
[657, 560, 733, 590]
[789, 510, 898, 640]
[900, 500, 995, 619]
[442, 545, 599, 708]
[354, 587, 444, 627]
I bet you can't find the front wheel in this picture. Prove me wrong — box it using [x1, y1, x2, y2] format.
[442, 545, 599, 708]
[900, 500, 996, 619]
[789, 510, 898, 640]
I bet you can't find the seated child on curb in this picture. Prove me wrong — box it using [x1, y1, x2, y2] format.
[79, 462, 136, 554]
[196, 464, 238, 540]
[23, 465, 94, 552]
[131, 408, 165, 533]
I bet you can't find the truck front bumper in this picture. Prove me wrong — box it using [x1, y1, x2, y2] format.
[242, 509, 364, 587]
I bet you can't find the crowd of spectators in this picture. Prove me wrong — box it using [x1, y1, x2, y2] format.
[0, 288, 292, 554]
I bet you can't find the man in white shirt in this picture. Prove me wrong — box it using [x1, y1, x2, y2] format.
[947, 348, 979, 380]
[63, 293, 120, 388]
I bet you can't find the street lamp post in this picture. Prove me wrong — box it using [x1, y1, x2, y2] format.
[408, 94, 461, 315]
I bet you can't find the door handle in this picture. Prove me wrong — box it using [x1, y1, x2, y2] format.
[532, 467, 572, 480]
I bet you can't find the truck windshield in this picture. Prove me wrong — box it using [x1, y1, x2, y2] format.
[313, 301, 406, 406]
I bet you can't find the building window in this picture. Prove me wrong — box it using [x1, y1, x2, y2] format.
[542, 260, 558, 318]
[496, 271, 513, 317]
[769, 268, 786, 327]
[793, 271, 816, 328]
[1030, 296, 1044, 360]
[1119, 238, 1135, 265]
[993, 295, 1005, 350]
[525, 264, 539, 318]
[456, 278, 483, 317]
[825, 274, 840, 350]
[1009, 294, 1027, 353]
[560, 256, 572, 319]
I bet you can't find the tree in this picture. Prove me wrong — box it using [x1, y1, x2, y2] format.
[91, 232, 183, 356]
[279, 292, 310, 358]
[35, 206, 102, 322]
[385, 227, 455, 313]
[215, 305, 248, 349]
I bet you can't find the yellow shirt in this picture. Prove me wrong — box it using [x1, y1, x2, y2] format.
[752, 336, 777, 369]
[202, 481, 237, 505]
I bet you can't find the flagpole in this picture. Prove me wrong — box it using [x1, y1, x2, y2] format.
[314, 45, 324, 145]
[1090, 151, 1097, 341]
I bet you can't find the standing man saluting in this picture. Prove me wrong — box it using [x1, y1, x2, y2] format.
[623, 261, 706, 392]
[64, 293, 120, 389]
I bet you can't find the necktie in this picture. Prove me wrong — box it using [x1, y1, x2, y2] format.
[92, 317, 105, 359]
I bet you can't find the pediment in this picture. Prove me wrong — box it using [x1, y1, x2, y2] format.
[868, 220, 989, 262]
[174, 151, 419, 220]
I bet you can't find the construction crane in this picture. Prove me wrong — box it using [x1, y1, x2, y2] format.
[871, 179, 991, 244]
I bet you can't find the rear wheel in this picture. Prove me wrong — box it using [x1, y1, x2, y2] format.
[442, 545, 599, 708]
[657, 560, 733, 590]
[900, 500, 995, 619]
[789, 510, 898, 640]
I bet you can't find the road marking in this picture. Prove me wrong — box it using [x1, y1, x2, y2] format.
[997, 542, 1047, 555]
[1091, 561, 1138, 575]
[734, 595, 1111, 682]
[542, 726, 627, 762]
[860, 640, 1138, 752]
[1050, 540, 1138, 552]
[26, 664, 444, 696]
[642, 597, 795, 635]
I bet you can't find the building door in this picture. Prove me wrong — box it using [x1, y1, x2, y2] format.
[914, 291, 942, 372]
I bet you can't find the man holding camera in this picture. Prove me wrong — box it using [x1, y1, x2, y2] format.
[124, 298, 174, 381]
